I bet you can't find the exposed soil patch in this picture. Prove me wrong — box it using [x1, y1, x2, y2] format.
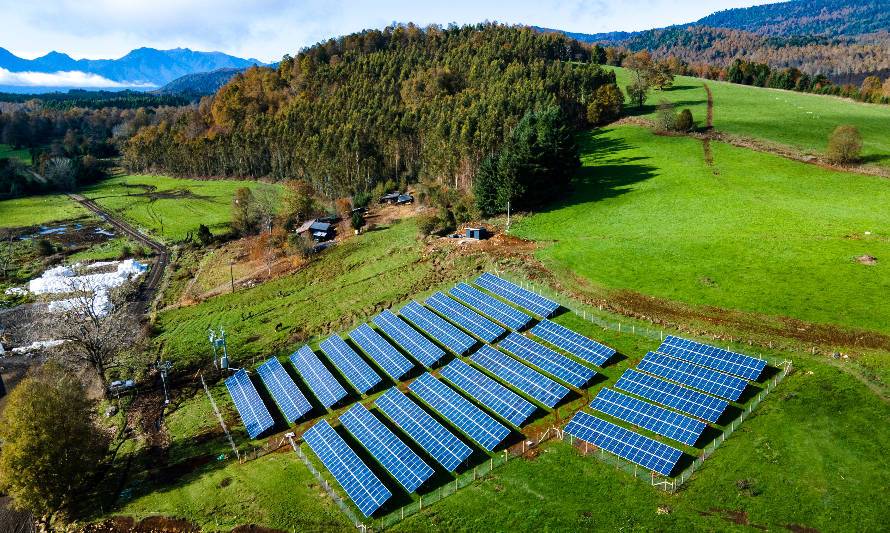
[231, 526, 287, 533]
[82, 515, 199, 532]
[856, 254, 878, 265]
[698, 508, 767, 530]
[786, 524, 821, 533]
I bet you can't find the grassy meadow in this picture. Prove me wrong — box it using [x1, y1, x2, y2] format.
[512, 125, 890, 336]
[609, 66, 890, 165]
[0, 193, 90, 228]
[81, 174, 282, 242]
[0, 144, 31, 165]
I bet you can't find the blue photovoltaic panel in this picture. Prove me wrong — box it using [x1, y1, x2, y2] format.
[256, 357, 311, 423]
[425, 291, 505, 343]
[564, 411, 682, 476]
[474, 272, 559, 317]
[349, 324, 413, 380]
[440, 359, 536, 427]
[470, 345, 569, 408]
[289, 346, 348, 408]
[658, 335, 767, 380]
[400, 301, 476, 355]
[339, 403, 434, 493]
[450, 283, 532, 330]
[320, 335, 382, 394]
[373, 309, 445, 367]
[590, 388, 706, 446]
[530, 319, 615, 367]
[499, 333, 595, 388]
[303, 420, 392, 517]
[615, 369, 727, 423]
[408, 373, 509, 451]
[225, 369, 275, 439]
[375, 387, 471, 471]
[639, 352, 748, 401]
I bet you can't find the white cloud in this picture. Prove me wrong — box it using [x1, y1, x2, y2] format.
[0, 67, 155, 88]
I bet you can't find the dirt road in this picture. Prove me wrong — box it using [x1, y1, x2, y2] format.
[68, 193, 169, 311]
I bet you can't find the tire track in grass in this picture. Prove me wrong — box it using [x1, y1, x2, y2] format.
[701, 83, 718, 175]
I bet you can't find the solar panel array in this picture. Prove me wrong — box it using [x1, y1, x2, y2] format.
[374, 309, 445, 367]
[375, 387, 471, 471]
[425, 291, 505, 343]
[449, 283, 532, 330]
[499, 333, 595, 388]
[615, 369, 727, 423]
[470, 345, 569, 408]
[339, 403, 434, 493]
[639, 352, 747, 401]
[408, 372, 509, 451]
[225, 369, 275, 439]
[530, 319, 615, 367]
[349, 324, 414, 380]
[320, 335, 382, 394]
[256, 357, 311, 423]
[303, 420, 392, 517]
[658, 335, 767, 380]
[590, 388, 706, 446]
[440, 359, 536, 427]
[564, 411, 682, 476]
[290, 346, 348, 408]
[400, 301, 476, 355]
[474, 272, 560, 317]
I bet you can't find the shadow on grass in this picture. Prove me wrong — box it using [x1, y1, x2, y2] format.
[756, 365, 782, 384]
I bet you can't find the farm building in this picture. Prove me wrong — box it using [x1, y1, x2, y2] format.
[295, 220, 336, 242]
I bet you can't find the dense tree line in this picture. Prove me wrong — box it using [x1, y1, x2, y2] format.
[0, 89, 188, 110]
[124, 24, 618, 199]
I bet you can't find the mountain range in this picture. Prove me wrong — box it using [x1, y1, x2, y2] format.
[0, 47, 263, 88]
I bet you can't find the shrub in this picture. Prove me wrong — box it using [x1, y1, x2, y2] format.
[416, 212, 440, 237]
[197, 224, 213, 246]
[350, 211, 366, 232]
[586, 83, 624, 126]
[35, 238, 54, 256]
[352, 191, 371, 208]
[826, 125, 862, 164]
[119, 244, 132, 259]
[654, 100, 677, 132]
[675, 109, 694, 132]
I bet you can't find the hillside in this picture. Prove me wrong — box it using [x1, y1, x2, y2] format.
[697, 0, 890, 37]
[0, 47, 262, 87]
[156, 67, 246, 96]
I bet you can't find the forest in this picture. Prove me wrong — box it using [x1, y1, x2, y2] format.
[123, 24, 617, 199]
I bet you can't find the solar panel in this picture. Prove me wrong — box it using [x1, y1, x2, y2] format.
[449, 283, 532, 331]
[470, 345, 569, 408]
[590, 388, 706, 446]
[530, 319, 615, 367]
[408, 373, 509, 451]
[400, 301, 476, 355]
[289, 346, 348, 408]
[256, 357, 312, 423]
[320, 335, 382, 394]
[349, 324, 414, 380]
[303, 420, 392, 517]
[499, 332, 596, 388]
[373, 309, 445, 367]
[225, 369, 275, 439]
[425, 291, 505, 343]
[615, 369, 727, 423]
[339, 403, 434, 493]
[375, 387, 472, 471]
[474, 272, 560, 317]
[638, 352, 748, 401]
[440, 359, 536, 427]
[564, 411, 682, 476]
[658, 335, 767, 380]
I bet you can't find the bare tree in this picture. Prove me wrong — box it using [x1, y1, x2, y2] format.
[31, 277, 144, 395]
[43, 157, 76, 191]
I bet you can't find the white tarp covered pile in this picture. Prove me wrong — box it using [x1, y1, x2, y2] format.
[26, 259, 148, 317]
[10, 339, 67, 355]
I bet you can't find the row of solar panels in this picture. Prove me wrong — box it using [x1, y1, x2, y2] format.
[564, 337, 768, 476]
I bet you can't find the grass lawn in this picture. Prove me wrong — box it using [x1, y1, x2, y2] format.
[0, 144, 31, 165]
[0, 193, 90, 228]
[511, 125, 890, 336]
[81, 174, 281, 242]
[609, 66, 890, 165]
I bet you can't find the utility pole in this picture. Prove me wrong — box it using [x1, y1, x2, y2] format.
[157, 360, 173, 405]
[229, 260, 235, 293]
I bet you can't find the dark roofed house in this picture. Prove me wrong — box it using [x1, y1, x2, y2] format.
[296, 219, 336, 242]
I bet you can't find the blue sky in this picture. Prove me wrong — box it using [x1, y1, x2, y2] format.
[1, 0, 772, 62]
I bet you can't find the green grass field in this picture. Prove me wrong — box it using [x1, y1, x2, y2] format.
[81, 174, 281, 242]
[610, 66, 890, 166]
[0, 144, 31, 165]
[512, 125, 890, 336]
[0, 193, 90, 228]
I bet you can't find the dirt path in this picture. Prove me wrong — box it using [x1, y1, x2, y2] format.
[68, 193, 169, 312]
